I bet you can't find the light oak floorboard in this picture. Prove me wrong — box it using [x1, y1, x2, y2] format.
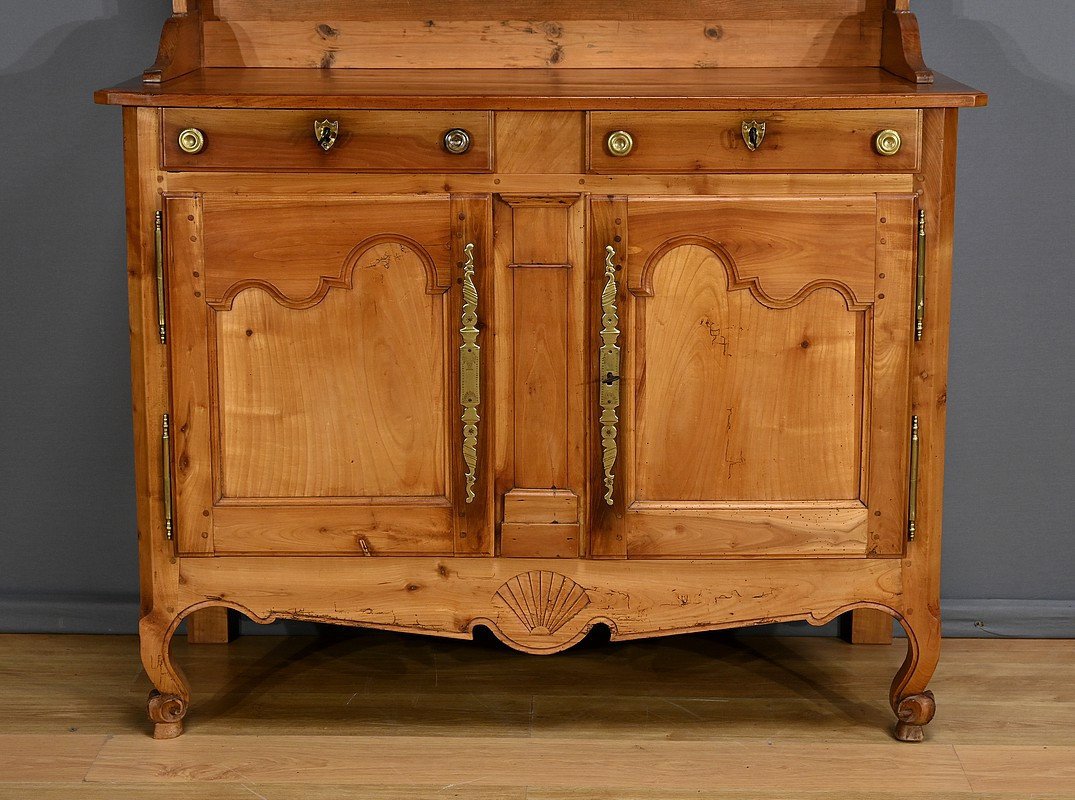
[0, 634, 1072, 798]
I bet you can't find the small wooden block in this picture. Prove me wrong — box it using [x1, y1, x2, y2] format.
[186, 607, 237, 644]
[501, 523, 579, 558]
[503, 489, 579, 524]
[845, 608, 894, 645]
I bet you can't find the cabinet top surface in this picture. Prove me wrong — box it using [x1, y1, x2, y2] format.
[95, 0, 985, 110]
[97, 67, 985, 111]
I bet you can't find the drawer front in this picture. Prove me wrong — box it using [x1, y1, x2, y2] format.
[162, 110, 493, 172]
[589, 111, 921, 173]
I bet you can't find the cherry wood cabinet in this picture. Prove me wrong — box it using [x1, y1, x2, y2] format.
[97, 0, 985, 742]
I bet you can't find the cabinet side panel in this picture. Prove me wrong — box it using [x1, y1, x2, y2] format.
[124, 107, 186, 698]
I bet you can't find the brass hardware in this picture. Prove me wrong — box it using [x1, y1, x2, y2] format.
[908, 415, 920, 541]
[915, 209, 926, 341]
[154, 211, 166, 345]
[161, 414, 174, 541]
[599, 245, 622, 506]
[742, 120, 766, 152]
[314, 119, 339, 151]
[177, 128, 205, 155]
[606, 130, 634, 157]
[874, 129, 903, 157]
[460, 242, 480, 504]
[443, 128, 472, 154]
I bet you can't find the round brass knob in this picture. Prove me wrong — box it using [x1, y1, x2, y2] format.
[874, 129, 903, 157]
[443, 128, 472, 155]
[606, 130, 634, 157]
[177, 128, 206, 155]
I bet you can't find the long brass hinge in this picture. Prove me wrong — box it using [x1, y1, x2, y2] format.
[155, 211, 166, 345]
[161, 414, 174, 541]
[915, 209, 926, 342]
[908, 415, 920, 541]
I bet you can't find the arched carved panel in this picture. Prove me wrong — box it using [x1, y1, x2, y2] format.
[208, 235, 444, 310]
[633, 242, 865, 502]
[640, 235, 872, 311]
[199, 195, 453, 309]
[628, 197, 878, 309]
[215, 239, 448, 500]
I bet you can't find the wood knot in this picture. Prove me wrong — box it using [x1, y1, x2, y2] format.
[704, 25, 724, 41]
[316, 24, 340, 39]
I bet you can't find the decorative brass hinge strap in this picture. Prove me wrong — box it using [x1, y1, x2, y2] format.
[915, 209, 926, 342]
[459, 243, 480, 504]
[155, 210, 166, 345]
[599, 245, 622, 506]
[161, 414, 174, 541]
[908, 415, 920, 541]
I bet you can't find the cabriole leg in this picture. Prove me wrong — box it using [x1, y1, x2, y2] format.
[890, 609, 941, 742]
[141, 611, 191, 739]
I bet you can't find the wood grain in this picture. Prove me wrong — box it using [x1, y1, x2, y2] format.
[143, 6, 202, 83]
[87, 735, 971, 790]
[200, 18, 883, 71]
[881, 6, 933, 83]
[185, 607, 235, 644]
[633, 243, 863, 502]
[199, 195, 453, 308]
[627, 506, 869, 558]
[99, 0, 986, 744]
[211, 504, 455, 555]
[847, 607, 896, 644]
[627, 197, 878, 303]
[162, 110, 493, 172]
[97, 68, 987, 111]
[590, 110, 921, 174]
[495, 112, 585, 174]
[215, 248, 448, 499]
[205, 0, 887, 22]
[165, 196, 215, 555]
[3, 635, 1075, 795]
[503, 489, 579, 524]
[866, 195, 916, 556]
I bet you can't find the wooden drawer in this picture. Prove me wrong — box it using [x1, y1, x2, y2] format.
[162, 109, 493, 172]
[588, 111, 921, 173]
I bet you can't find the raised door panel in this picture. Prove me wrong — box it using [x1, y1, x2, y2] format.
[165, 194, 493, 556]
[591, 195, 916, 559]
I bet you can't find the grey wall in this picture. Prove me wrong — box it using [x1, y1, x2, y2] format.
[0, 1, 1072, 636]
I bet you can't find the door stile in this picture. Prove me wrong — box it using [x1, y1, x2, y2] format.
[867, 193, 917, 556]
[588, 197, 629, 558]
[165, 194, 216, 555]
[451, 194, 495, 555]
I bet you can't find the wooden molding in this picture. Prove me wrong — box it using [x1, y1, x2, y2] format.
[143, 7, 203, 84]
[636, 235, 872, 311]
[206, 234, 446, 310]
[881, 6, 934, 84]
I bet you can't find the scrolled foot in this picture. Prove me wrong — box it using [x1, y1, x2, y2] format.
[148, 689, 188, 739]
[894, 690, 935, 742]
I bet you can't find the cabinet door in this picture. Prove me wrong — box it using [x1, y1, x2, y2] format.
[591, 195, 916, 558]
[165, 194, 493, 556]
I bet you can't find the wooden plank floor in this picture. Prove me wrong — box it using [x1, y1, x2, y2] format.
[0, 630, 1072, 798]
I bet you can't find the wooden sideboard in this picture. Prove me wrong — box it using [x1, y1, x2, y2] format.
[96, 0, 986, 742]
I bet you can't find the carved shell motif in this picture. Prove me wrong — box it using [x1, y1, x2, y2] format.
[495, 571, 591, 636]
